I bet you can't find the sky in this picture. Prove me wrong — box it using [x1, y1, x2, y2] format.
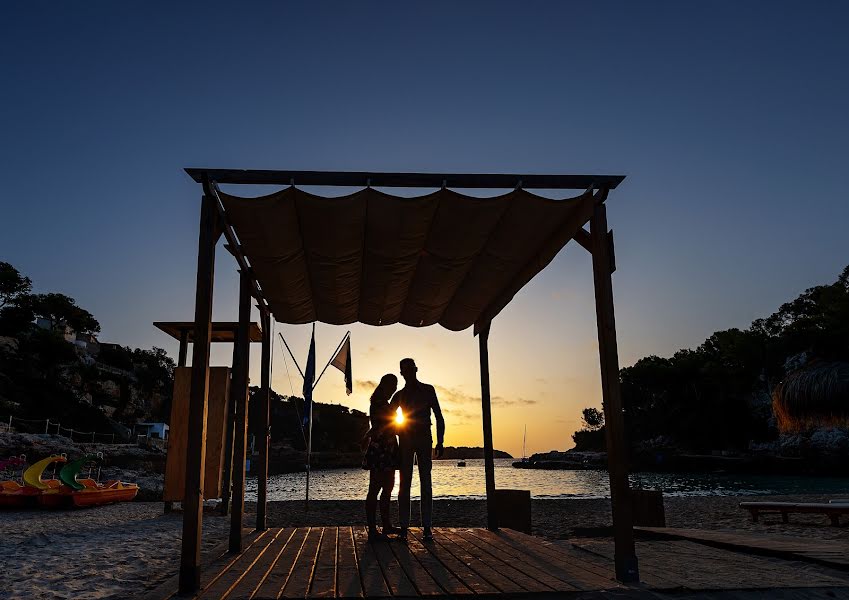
[1, 2, 848, 457]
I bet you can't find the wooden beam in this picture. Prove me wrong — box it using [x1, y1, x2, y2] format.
[202, 179, 270, 316]
[186, 168, 626, 190]
[573, 227, 616, 273]
[229, 271, 252, 553]
[574, 227, 592, 252]
[478, 322, 497, 530]
[178, 193, 220, 594]
[590, 203, 638, 583]
[256, 310, 271, 530]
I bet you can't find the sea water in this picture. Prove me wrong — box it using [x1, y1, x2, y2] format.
[244, 458, 848, 501]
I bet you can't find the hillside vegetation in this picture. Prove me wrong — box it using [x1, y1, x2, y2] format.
[573, 265, 849, 469]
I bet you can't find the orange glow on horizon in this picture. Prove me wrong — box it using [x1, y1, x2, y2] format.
[395, 407, 405, 426]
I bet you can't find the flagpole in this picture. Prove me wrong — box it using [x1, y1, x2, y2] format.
[306, 323, 315, 511]
[278, 333, 305, 378]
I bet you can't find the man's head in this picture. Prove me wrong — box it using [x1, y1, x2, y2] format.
[399, 357, 417, 382]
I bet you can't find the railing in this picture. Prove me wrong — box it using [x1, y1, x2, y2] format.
[1, 415, 118, 444]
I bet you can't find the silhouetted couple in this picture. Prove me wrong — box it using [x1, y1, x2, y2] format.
[363, 358, 444, 543]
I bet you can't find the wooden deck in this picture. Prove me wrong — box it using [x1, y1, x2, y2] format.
[163, 527, 625, 599]
[636, 526, 849, 570]
[159, 526, 849, 600]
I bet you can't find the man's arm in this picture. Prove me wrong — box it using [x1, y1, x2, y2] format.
[430, 385, 445, 454]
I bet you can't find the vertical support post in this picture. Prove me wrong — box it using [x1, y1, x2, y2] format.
[590, 202, 639, 583]
[478, 322, 498, 530]
[256, 310, 271, 530]
[219, 341, 238, 517]
[229, 271, 251, 553]
[178, 329, 189, 368]
[179, 193, 219, 594]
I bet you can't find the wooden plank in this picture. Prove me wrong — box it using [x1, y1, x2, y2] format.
[351, 526, 391, 597]
[309, 527, 337, 598]
[280, 527, 323, 598]
[460, 528, 580, 592]
[196, 529, 275, 599]
[386, 530, 444, 596]
[204, 367, 231, 499]
[408, 529, 497, 595]
[404, 529, 472, 595]
[443, 529, 555, 593]
[252, 528, 310, 600]
[164, 366, 230, 502]
[431, 529, 525, 594]
[224, 528, 295, 600]
[185, 168, 626, 190]
[164, 367, 191, 501]
[335, 527, 363, 599]
[354, 527, 417, 596]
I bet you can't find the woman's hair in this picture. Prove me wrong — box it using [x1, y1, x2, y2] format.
[370, 373, 397, 405]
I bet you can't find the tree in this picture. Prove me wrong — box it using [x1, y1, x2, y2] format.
[30, 293, 100, 334]
[0, 262, 32, 308]
[581, 407, 605, 430]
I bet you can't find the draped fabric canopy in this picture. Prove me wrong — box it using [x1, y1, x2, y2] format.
[219, 185, 602, 333]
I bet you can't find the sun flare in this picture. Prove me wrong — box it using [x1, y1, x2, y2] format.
[395, 407, 405, 426]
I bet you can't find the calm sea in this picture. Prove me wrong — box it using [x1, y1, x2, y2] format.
[245, 458, 848, 501]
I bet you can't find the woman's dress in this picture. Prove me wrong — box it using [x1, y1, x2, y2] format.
[363, 402, 399, 471]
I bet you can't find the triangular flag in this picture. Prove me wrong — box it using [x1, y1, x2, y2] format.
[330, 335, 352, 395]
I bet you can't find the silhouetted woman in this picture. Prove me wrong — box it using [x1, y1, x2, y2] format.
[363, 374, 400, 541]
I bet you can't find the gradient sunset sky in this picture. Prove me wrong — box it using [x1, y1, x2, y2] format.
[2, 2, 848, 457]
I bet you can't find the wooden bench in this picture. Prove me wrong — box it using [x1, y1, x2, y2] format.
[739, 501, 849, 526]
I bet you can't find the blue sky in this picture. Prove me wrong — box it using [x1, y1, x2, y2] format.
[2, 2, 847, 455]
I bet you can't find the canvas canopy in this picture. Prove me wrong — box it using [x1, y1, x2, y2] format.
[219, 185, 600, 333]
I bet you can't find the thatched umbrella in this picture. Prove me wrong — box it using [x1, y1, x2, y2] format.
[772, 361, 849, 432]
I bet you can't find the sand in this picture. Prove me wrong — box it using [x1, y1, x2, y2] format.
[1, 495, 847, 599]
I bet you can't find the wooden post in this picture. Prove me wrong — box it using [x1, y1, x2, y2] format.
[219, 341, 238, 517]
[178, 329, 189, 368]
[178, 193, 219, 594]
[256, 310, 271, 530]
[590, 202, 639, 583]
[478, 322, 497, 530]
[167, 330, 190, 515]
[229, 271, 251, 553]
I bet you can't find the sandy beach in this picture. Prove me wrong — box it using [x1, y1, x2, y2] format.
[1, 494, 848, 599]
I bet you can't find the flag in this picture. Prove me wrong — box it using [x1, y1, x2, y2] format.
[330, 334, 352, 395]
[302, 325, 316, 428]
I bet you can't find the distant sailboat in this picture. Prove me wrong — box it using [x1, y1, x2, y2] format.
[512, 425, 533, 468]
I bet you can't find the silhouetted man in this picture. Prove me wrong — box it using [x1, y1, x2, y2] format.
[391, 357, 444, 542]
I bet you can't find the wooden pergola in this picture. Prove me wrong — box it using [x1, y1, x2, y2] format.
[176, 168, 639, 594]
